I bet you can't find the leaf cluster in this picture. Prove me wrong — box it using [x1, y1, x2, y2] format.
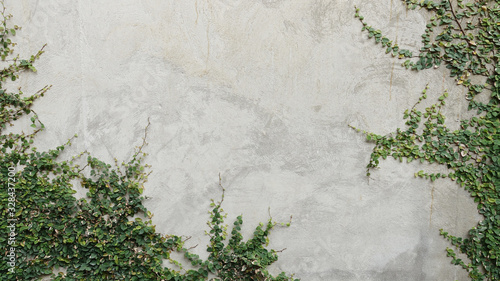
[355, 1, 500, 280]
[181, 183, 296, 281]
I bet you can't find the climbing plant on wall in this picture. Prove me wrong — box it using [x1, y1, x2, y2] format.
[354, 0, 499, 280]
[0, 2, 298, 280]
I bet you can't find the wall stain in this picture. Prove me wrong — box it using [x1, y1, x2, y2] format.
[205, 21, 210, 69]
[389, 61, 395, 101]
[429, 183, 435, 226]
[390, 0, 393, 19]
[389, 14, 399, 100]
[195, 0, 199, 25]
[204, 0, 211, 71]
[309, 0, 335, 42]
[262, 0, 285, 9]
[442, 67, 446, 93]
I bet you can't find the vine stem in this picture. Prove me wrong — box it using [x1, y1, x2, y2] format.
[133, 117, 151, 159]
[448, 0, 467, 40]
[218, 172, 225, 204]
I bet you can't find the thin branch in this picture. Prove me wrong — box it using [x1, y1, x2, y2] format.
[218, 173, 225, 205]
[449, 1, 468, 40]
[133, 117, 151, 159]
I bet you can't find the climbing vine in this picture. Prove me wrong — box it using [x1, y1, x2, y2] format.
[354, 0, 500, 280]
[0, 2, 297, 280]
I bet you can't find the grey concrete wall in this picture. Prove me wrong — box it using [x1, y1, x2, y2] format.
[8, 0, 482, 280]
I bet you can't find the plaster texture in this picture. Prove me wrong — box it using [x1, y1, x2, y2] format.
[6, 0, 483, 280]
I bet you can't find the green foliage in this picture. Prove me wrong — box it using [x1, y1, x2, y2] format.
[183, 180, 297, 281]
[0, 2, 297, 280]
[354, 0, 500, 280]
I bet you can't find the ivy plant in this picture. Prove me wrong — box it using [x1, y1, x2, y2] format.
[0, 2, 297, 280]
[354, 0, 500, 280]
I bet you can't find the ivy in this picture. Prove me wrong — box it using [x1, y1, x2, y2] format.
[0, 2, 297, 280]
[183, 179, 296, 281]
[354, 0, 500, 280]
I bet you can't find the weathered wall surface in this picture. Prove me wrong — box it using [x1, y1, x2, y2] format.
[7, 0, 482, 280]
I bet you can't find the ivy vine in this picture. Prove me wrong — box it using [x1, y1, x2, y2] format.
[0, 2, 298, 280]
[354, 0, 500, 280]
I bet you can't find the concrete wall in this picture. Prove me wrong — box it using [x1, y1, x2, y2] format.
[8, 0, 481, 280]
